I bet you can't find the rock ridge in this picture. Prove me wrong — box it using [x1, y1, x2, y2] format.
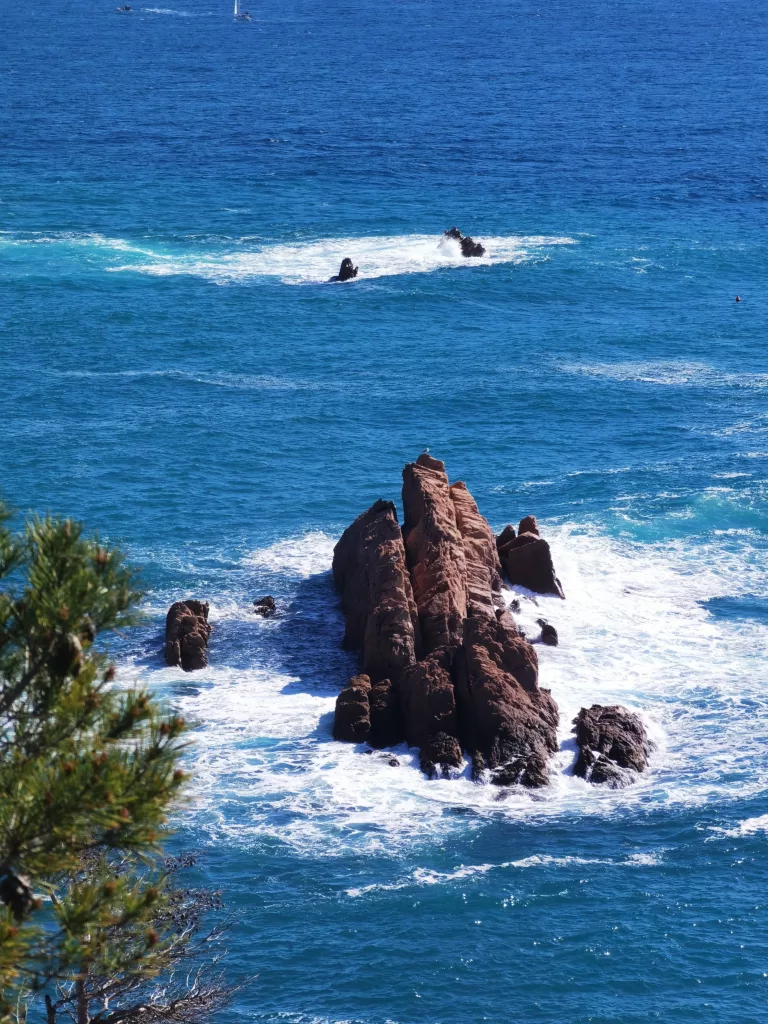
[332, 454, 572, 788]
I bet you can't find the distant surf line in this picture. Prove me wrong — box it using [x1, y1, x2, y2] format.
[0, 229, 577, 285]
[103, 232, 577, 284]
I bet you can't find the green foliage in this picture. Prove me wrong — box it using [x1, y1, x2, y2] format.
[0, 504, 191, 1019]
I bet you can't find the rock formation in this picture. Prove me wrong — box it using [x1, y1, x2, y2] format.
[572, 705, 650, 787]
[332, 499, 421, 684]
[333, 674, 371, 742]
[330, 257, 358, 282]
[401, 455, 467, 652]
[368, 678, 404, 748]
[449, 481, 504, 620]
[496, 516, 565, 599]
[400, 647, 463, 778]
[455, 614, 558, 786]
[331, 454, 570, 788]
[443, 227, 486, 258]
[536, 618, 559, 646]
[253, 596, 276, 618]
[333, 673, 406, 748]
[165, 600, 211, 672]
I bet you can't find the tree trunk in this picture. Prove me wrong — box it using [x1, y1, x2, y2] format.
[45, 994, 56, 1024]
[76, 980, 88, 1024]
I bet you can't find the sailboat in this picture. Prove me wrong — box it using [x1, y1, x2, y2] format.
[233, 0, 252, 20]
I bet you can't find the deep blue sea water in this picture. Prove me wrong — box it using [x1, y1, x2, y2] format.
[2, 0, 768, 1020]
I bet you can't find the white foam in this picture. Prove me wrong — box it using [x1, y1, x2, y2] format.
[244, 532, 337, 578]
[0, 229, 575, 285]
[0, 231, 160, 257]
[122, 523, 768, 856]
[708, 814, 768, 838]
[346, 852, 664, 895]
[557, 360, 768, 390]
[107, 233, 576, 284]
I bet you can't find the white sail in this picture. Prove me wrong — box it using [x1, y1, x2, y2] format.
[233, 0, 238, 15]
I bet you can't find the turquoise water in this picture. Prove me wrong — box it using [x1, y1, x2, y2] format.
[2, 0, 768, 1020]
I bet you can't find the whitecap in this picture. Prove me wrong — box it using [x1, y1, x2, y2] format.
[708, 814, 768, 839]
[121, 522, 768, 857]
[346, 852, 664, 896]
[556, 360, 768, 390]
[107, 232, 576, 284]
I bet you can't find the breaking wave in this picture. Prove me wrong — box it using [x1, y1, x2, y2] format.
[0, 230, 575, 284]
[346, 852, 665, 896]
[556, 360, 768, 390]
[118, 518, 768, 858]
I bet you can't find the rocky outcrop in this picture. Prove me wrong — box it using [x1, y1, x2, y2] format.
[333, 674, 371, 742]
[449, 481, 503, 620]
[333, 674, 406, 748]
[443, 227, 486, 258]
[332, 455, 567, 789]
[330, 257, 358, 282]
[165, 600, 211, 672]
[253, 596, 276, 618]
[333, 499, 421, 684]
[536, 618, 559, 646]
[455, 615, 558, 787]
[369, 678, 405, 748]
[402, 454, 467, 652]
[497, 518, 565, 599]
[400, 647, 463, 778]
[572, 705, 650, 788]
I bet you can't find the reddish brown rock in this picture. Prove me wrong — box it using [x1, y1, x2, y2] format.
[400, 646, 463, 777]
[573, 705, 650, 787]
[332, 455, 563, 786]
[333, 674, 372, 743]
[402, 454, 467, 652]
[496, 524, 517, 556]
[455, 616, 559, 787]
[449, 481, 503, 620]
[165, 600, 211, 672]
[333, 499, 421, 684]
[369, 678, 405, 748]
[497, 522, 565, 599]
[518, 515, 540, 537]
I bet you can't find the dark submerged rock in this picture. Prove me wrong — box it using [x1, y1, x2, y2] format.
[330, 257, 359, 282]
[164, 600, 211, 672]
[460, 235, 485, 258]
[443, 227, 486, 258]
[536, 618, 559, 646]
[253, 595, 276, 618]
[572, 704, 650, 787]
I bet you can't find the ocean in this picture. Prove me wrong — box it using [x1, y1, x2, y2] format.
[2, 0, 768, 1020]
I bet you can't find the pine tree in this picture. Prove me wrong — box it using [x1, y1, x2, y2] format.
[0, 504, 230, 1022]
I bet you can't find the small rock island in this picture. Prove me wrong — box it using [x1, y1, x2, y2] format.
[331, 454, 650, 789]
